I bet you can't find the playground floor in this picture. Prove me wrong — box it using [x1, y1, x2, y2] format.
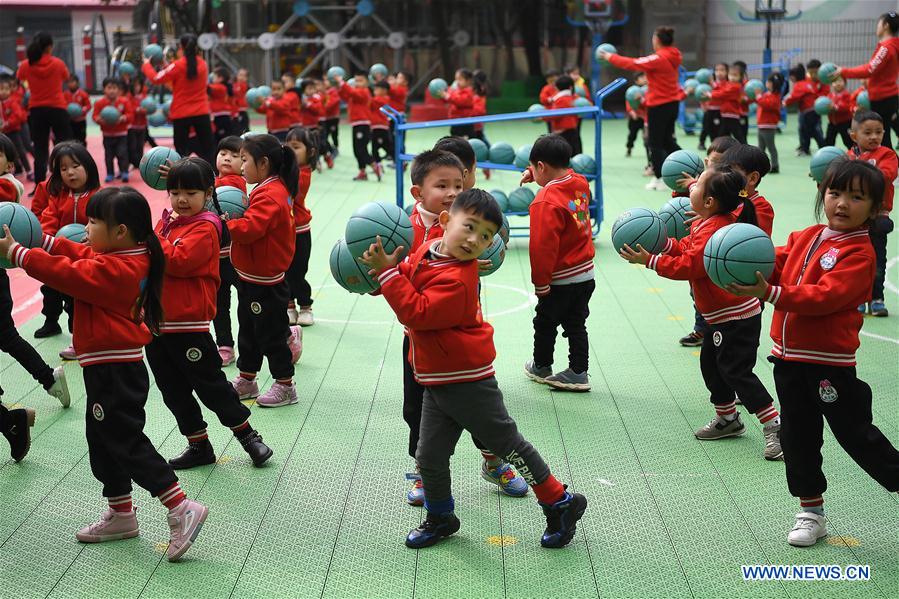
[0, 118, 897, 599]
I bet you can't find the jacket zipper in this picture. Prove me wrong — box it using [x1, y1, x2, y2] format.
[783, 232, 824, 355]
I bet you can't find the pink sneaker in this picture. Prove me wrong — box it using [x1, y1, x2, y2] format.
[219, 346, 235, 366]
[59, 344, 76, 360]
[230, 375, 259, 400]
[289, 326, 303, 364]
[256, 382, 298, 408]
[166, 498, 208, 562]
[76, 508, 139, 543]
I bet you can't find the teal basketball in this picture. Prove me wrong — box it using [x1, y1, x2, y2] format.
[695, 68, 712, 84]
[143, 44, 164, 63]
[469, 137, 488, 162]
[575, 86, 587, 98]
[478, 234, 506, 277]
[817, 62, 838, 85]
[499, 214, 510, 244]
[595, 43, 617, 64]
[625, 85, 644, 109]
[327, 66, 346, 84]
[573, 96, 593, 119]
[527, 103, 545, 122]
[659, 195, 692, 240]
[857, 90, 870, 110]
[344, 201, 414, 260]
[570, 153, 595, 175]
[0, 203, 43, 268]
[245, 88, 262, 109]
[489, 189, 509, 212]
[404, 203, 415, 216]
[56, 223, 87, 243]
[809, 146, 846, 183]
[140, 97, 157, 113]
[508, 186, 536, 213]
[514, 144, 532, 169]
[610, 208, 667, 254]
[209, 186, 249, 218]
[148, 112, 167, 127]
[814, 96, 833, 115]
[257, 85, 272, 98]
[683, 78, 698, 92]
[161, 101, 172, 117]
[428, 78, 448, 97]
[744, 79, 764, 101]
[661, 149, 703, 192]
[330, 238, 378, 294]
[489, 142, 515, 164]
[694, 83, 712, 100]
[99, 106, 121, 125]
[119, 62, 136, 76]
[703, 223, 775, 288]
[66, 102, 81, 118]
[369, 63, 388, 79]
[139, 146, 181, 190]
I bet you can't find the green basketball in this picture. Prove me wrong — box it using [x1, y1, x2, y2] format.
[478, 234, 506, 277]
[428, 78, 448, 97]
[703, 223, 775, 288]
[257, 85, 272, 98]
[404, 203, 415, 216]
[661, 149, 703, 192]
[570, 153, 595, 175]
[327, 66, 346, 84]
[139, 146, 181, 190]
[99, 106, 121, 125]
[468, 137, 488, 162]
[514, 144, 532, 169]
[595, 43, 617, 64]
[489, 142, 515, 165]
[744, 79, 764, 101]
[209, 186, 248, 218]
[625, 85, 644, 110]
[148, 112, 167, 127]
[659, 195, 692, 240]
[245, 88, 263, 109]
[817, 62, 838, 85]
[143, 44, 164, 63]
[610, 208, 667, 254]
[814, 96, 833, 116]
[527, 103, 545, 122]
[694, 83, 712, 100]
[66, 102, 82, 118]
[161, 101, 172, 117]
[330, 238, 378, 294]
[695, 68, 713, 84]
[0, 203, 43, 268]
[856, 90, 870, 110]
[573, 96, 593, 118]
[369, 63, 388, 79]
[499, 214, 510, 244]
[683, 78, 699, 92]
[119, 62, 136, 76]
[56, 223, 87, 243]
[809, 146, 846, 183]
[344, 201, 414, 260]
[575, 86, 587, 98]
[508, 186, 536, 213]
[140, 97, 158, 113]
[490, 189, 509, 212]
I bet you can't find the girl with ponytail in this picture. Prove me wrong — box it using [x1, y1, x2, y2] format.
[619, 165, 783, 461]
[0, 186, 209, 561]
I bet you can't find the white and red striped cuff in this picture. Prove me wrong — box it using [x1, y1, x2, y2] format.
[660, 238, 674, 255]
[647, 254, 661, 271]
[534, 284, 550, 296]
[377, 266, 400, 286]
[8, 242, 28, 267]
[41, 234, 55, 252]
[765, 285, 781, 305]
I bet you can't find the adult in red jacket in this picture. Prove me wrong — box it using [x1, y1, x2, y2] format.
[836, 11, 899, 147]
[142, 34, 214, 164]
[599, 26, 686, 191]
[16, 32, 73, 188]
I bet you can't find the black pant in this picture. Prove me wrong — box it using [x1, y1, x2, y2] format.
[84, 361, 178, 498]
[740, 115, 749, 142]
[103, 135, 129, 177]
[213, 115, 233, 142]
[371, 127, 394, 162]
[235, 111, 250, 135]
[798, 110, 825, 153]
[700, 109, 721, 145]
[173, 114, 215, 165]
[29, 106, 73, 184]
[286, 231, 313, 307]
[39, 284, 73, 331]
[720, 117, 747, 144]
[7, 130, 31, 174]
[146, 332, 251, 436]
[214, 256, 237, 348]
[825, 121, 852, 149]
[71, 120, 87, 145]
[870, 215, 893, 300]
[559, 128, 583, 156]
[532, 280, 595, 374]
[772, 358, 899, 498]
[235, 278, 293, 379]
[0, 270, 54, 390]
[700, 314, 774, 414]
[127, 128, 146, 169]
[647, 101, 681, 178]
[869, 95, 898, 149]
[449, 124, 475, 139]
[351, 125, 373, 170]
[324, 117, 339, 148]
[626, 117, 644, 150]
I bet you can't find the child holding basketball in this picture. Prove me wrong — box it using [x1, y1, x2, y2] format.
[784, 64, 825, 156]
[0, 133, 25, 202]
[92, 77, 134, 183]
[825, 77, 853, 149]
[521, 135, 594, 391]
[626, 72, 649, 168]
[721, 144, 775, 236]
[228, 134, 301, 407]
[0, 186, 208, 561]
[285, 126, 318, 327]
[370, 80, 393, 166]
[698, 63, 728, 150]
[258, 80, 298, 141]
[548, 76, 582, 155]
[337, 73, 381, 181]
[128, 78, 149, 171]
[360, 189, 587, 549]
[756, 73, 783, 173]
[620, 166, 783, 461]
[64, 75, 91, 146]
[705, 65, 746, 143]
[726, 158, 899, 546]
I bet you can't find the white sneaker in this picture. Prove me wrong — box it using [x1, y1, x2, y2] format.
[48, 366, 71, 408]
[644, 177, 666, 191]
[643, 165, 655, 177]
[787, 511, 827, 547]
[59, 344, 76, 360]
[287, 306, 299, 325]
[296, 308, 314, 327]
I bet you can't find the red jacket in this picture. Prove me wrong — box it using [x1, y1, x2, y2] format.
[208, 83, 232, 117]
[142, 57, 211, 120]
[850, 86, 866, 114]
[0, 174, 24, 202]
[704, 79, 722, 111]
[285, 90, 303, 126]
[410, 203, 445, 252]
[812, 80, 830, 97]
[539, 84, 558, 107]
[709, 80, 743, 118]
[226, 176, 294, 284]
[258, 94, 298, 133]
[370, 95, 390, 128]
[16, 56, 69, 110]
[300, 93, 324, 127]
[549, 90, 579, 133]
[828, 90, 852, 124]
[841, 37, 899, 101]
[12, 237, 152, 366]
[732, 192, 775, 237]
[648, 213, 762, 324]
[233, 80, 249, 111]
[528, 170, 594, 295]
[608, 46, 686, 107]
[63, 88, 91, 123]
[784, 79, 817, 113]
[294, 166, 312, 233]
[764, 226, 874, 366]
[1, 96, 28, 133]
[388, 84, 408, 112]
[339, 83, 372, 125]
[39, 188, 95, 235]
[848, 145, 897, 213]
[155, 213, 221, 333]
[325, 87, 341, 118]
[473, 94, 487, 131]
[215, 173, 246, 193]
[444, 86, 475, 119]
[29, 181, 50, 217]
[756, 91, 781, 128]
[377, 241, 495, 385]
[129, 91, 148, 129]
[92, 96, 133, 137]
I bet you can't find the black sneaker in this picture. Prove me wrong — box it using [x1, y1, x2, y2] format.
[679, 331, 704, 347]
[34, 321, 62, 339]
[168, 439, 216, 469]
[405, 511, 461, 548]
[238, 430, 273, 467]
[540, 488, 587, 548]
[3, 407, 35, 462]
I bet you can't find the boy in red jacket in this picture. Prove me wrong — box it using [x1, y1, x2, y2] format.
[92, 77, 133, 183]
[370, 80, 394, 165]
[338, 72, 381, 181]
[257, 80, 298, 141]
[0, 76, 32, 180]
[64, 75, 90, 145]
[756, 73, 783, 173]
[848, 111, 896, 317]
[784, 63, 825, 156]
[824, 77, 853, 148]
[706, 65, 746, 144]
[360, 188, 588, 550]
[520, 135, 594, 391]
[548, 76, 582, 155]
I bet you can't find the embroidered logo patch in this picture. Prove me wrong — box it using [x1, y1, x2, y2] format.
[92, 403, 105, 421]
[250, 301, 262, 314]
[186, 347, 202, 362]
[819, 247, 839, 270]
[568, 191, 591, 230]
[713, 331, 723, 347]
[819, 379, 838, 403]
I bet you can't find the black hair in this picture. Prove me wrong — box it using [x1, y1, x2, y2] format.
[563, 64, 577, 74]
[0, 133, 16, 164]
[68, 74, 80, 84]
[433, 136, 476, 169]
[704, 165, 756, 224]
[654, 26, 674, 46]
[373, 79, 390, 91]
[715, 62, 729, 71]
[721, 144, 771, 181]
[0, 75, 13, 86]
[180, 34, 199, 80]
[297, 78, 316, 94]
[353, 70, 368, 78]
[85, 187, 165, 334]
[806, 59, 822, 70]
[789, 64, 806, 81]
[130, 77, 146, 94]
[545, 69, 560, 79]
[880, 11, 899, 35]
[167, 156, 222, 216]
[633, 72, 646, 82]
[853, 110, 883, 127]
[102, 76, 123, 89]
[529, 134, 573, 168]
[456, 68, 474, 82]
[217, 135, 243, 154]
[241, 133, 299, 197]
[214, 67, 231, 84]
[451, 188, 503, 231]
[732, 60, 747, 77]
[47, 141, 100, 196]
[410, 149, 464, 186]
[708, 135, 740, 156]
[285, 126, 320, 166]
[26, 32, 53, 64]
[473, 69, 489, 96]
[816, 157, 884, 221]
[555, 75, 574, 91]
[767, 71, 784, 91]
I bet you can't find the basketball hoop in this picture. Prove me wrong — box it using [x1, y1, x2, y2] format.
[755, 0, 787, 19]
[584, 0, 613, 19]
